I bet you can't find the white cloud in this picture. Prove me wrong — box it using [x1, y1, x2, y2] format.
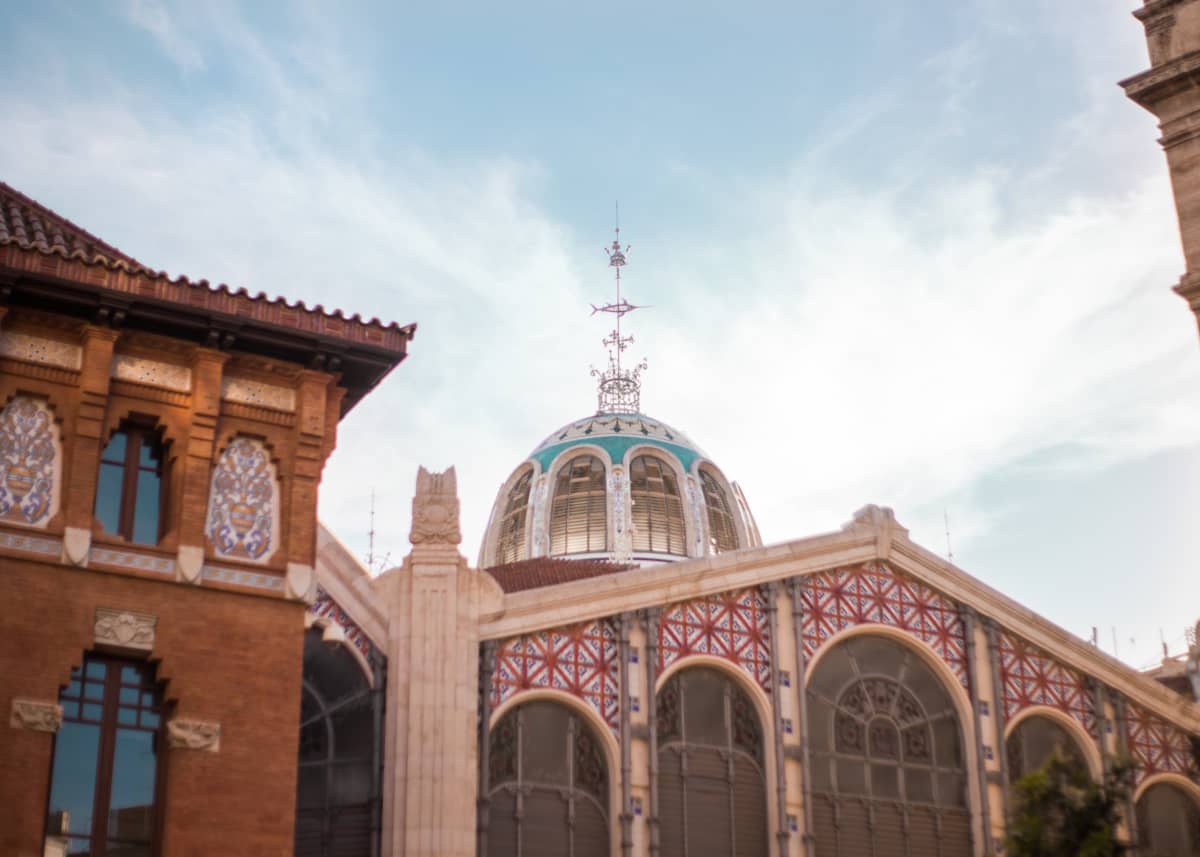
[122, 0, 206, 72]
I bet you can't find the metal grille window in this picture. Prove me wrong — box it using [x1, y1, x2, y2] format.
[629, 455, 685, 555]
[549, 455, 608, 555]
[496, 470, 533, 564]
[807, 635, 972, 857]
[44, 654, 165, 857]
[1136, 782, 1200, 857]
[95, 424, 166, 545]
[699, 470, 738, 554]
[1006, 715, 1089, 782]
[656, 668, 768, 857]
[486, 701, 610, 857]
[295, 629, 383, 857]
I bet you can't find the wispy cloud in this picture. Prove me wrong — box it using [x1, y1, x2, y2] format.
[122, 0, 205, 72]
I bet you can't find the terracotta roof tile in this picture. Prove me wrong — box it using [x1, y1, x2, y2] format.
[484, 557, 637, 594]
[0, 181, 415, 351]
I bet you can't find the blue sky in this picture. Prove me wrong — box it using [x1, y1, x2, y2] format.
[2, 0, 1197, 668]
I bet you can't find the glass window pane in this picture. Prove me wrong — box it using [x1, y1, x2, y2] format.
[836, 758, 867, 795]
[521, 704, 570, 786]
[61, 700, 80, 719]
[82, 704, 103, 721]
[121, 666, 141, 685]
[140, 712, 159, 729]
[871, 763, 900, 798]
[119, 687, 138, 705]
[140, 692, 154, 707]
[95, 463, 124, 535]
[47, 721, 102, 840]
[138, 437, 160, 468]
[101, 432, 127, 465]
[118, 707, 138, 726]
[107, 728, 158, 843]
[131, 469, 160, 545]
[85, 662, 106, 681]
[83, 682, 104, 701]
[65, 681, 82, 700]
[682, 670, 727, 747]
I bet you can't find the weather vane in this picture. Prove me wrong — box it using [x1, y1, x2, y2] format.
[591, 203, 649, 413]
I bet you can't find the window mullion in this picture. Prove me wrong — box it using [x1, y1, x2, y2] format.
[93, 658, 121, 856]
[118, 430, 141, 540]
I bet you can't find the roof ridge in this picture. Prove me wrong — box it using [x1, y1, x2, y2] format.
[0, 180, 143, 266]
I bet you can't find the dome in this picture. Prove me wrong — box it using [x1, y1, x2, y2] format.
[480, 412, 761, 569]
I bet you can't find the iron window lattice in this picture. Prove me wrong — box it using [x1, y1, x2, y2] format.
[629, 455, 686, 556]
[549, 454, 608, 555]
[698, 469, 738, 554]
[496, 470, 533, 565]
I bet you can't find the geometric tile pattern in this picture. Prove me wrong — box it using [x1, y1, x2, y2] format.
[658, 587, 772, 693]
[798, 561, 969, 687]
[997, 630, 1097, 737]
[491, 619, 621, 729]
[309, 586, 377, 662]
[1126, 700, 1199, 788]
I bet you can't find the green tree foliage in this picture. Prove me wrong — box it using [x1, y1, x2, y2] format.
[1007, 755, 1133, 857]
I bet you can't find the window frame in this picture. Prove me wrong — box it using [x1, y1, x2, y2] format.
[628, 453, 686, 556]
[96, 422, 167, 545]
[495, 469, 534, 565]
[698, 467, 739, 554]
[43, 652, 168, 857]
[548, 453, 609, 555]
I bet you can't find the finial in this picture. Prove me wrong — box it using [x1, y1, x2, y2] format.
[591, 206, 648, 414]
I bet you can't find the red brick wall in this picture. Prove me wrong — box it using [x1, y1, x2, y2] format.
[0, 558, 305, 857]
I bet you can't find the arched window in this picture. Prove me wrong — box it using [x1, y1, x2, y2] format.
[807, 635, 972, 856]
[629, 454, 685, 555]
[44, 654, 165, 857]
[1136, 782, 1200, 857]
[699, 469, 738, 554]
[487, 701, 609, 857]
[295, 628, 382, 857]
[1006, 714, 1089, 782]
[95, 422, 166, 545]
[656, 667, 768, 857]
[549, 454, 607, 555]
[496, 470, 533, 564]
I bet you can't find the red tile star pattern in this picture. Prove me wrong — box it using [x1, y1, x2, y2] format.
[1126, 701, 1199, 787]
[997, 631, 1097, 737]
[491, 620, 621, 729]
[798, 562, 969, 687]
[658, 587, 772, 692]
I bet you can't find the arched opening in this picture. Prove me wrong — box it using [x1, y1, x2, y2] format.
[486, 700, 610, 857]
[549, 454, 607, 555]
[807, 634, 973, 856]
[496, 469, 533, 564]
[629, 454, 685, 555]
[1006, 713, 1091, 782]
[656, 666, 768, 857]
[295, 628, 381, 857]
[1137, 781, 1200, 857]
[699, 468, 738, 554]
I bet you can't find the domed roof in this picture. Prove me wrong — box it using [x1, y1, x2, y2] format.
[529, 412, 707, 473]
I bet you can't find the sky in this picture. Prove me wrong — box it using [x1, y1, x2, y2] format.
[1, 0, 1197, 669]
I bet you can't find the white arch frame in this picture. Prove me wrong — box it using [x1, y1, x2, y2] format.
[488, 688, 623, 857]
[1133, 771, 1200, 806]
[303, 614, 375, 688]
[653, 653, 781, 852]
[621, 443, 695, 560]
[804, 623, 986, 857]
[482, 462, 539, 568]
[1003, 704, 1104, 782]
[693, 460, 746, 555]
[543, 444, 612, 559]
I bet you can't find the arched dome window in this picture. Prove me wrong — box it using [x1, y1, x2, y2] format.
[496, 470, 533, 564]
[550, 454, 607, 555]
[1006, 715, 1089, 783]
[700, 469, 739, 554]
[629, 454, 686, 555]
[1137, 782, 1200, 857]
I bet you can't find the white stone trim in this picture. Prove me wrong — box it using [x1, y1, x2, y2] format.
[94, 607, 157, 653]
[0, 331, 81, 370]
[221, 375, 295, 412]
[111, 353, 192, 392]
[9, 698, 62, 732]
[166, 718, 221, 752]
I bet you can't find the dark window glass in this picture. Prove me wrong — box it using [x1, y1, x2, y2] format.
[1136, 782, 1200, 857]
[94, 425, 166, 545]
[44, 655, 164, 857]
[496, 470, 533, 565]
[1005, 715, 1089, 783]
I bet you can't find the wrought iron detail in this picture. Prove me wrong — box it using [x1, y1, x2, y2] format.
[591, 216, 649, 414]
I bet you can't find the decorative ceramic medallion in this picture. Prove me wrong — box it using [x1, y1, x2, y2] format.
[0, 397, 59, 527]
[206, 437, 278, 562]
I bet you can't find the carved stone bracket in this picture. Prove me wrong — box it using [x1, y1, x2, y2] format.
[409, 465, 462, 546]
[166, 718, 221, 752]
[94, 607, 157, 653]
[10, 698, 62, 732]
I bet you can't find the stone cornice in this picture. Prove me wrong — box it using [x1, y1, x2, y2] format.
[1120, 49, 1200, 109]
[1135, 0, 1188, 25]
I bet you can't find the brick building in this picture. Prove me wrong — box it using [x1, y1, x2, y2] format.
[0, 181, 413, 857]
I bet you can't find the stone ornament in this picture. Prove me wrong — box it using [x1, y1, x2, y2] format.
[10, 698, 62, 732]
[529, 474, 549, 558]
[206, 437, 278, 563]
[94, 607, 157, 653]
[0, 330, 82, 370]
[221, 376, 296, 412]
[111, 353, 192, 392]
[166, 718, 221, 752]
[409, 466, 462, 545]
[0, 396, 59, 527]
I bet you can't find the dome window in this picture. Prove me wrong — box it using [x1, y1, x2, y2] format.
[700, 469, 739, 554]
[550, 455, 608, 555]
[496, 469, 533, 565]
[629, 455, 686, 555]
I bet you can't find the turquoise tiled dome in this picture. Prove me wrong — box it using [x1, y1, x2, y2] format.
[529, 412, 707, 473]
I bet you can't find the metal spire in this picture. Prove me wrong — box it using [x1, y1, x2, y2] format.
[590, 204, 648, 413]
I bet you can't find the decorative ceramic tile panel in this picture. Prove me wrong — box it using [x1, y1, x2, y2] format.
[997, 630, 1097, 737]
[492, 619, 620, 729]
[221, 376, 296, 412]
[0, 397, 59, 528]
[206, 437, 278, 563]
[309, 586, 376, 662]
[111, 353, 191, 392]
[0, 530, 61, 556]
[658, 587, 772, 692]
[88, 547, 175, 576]
[200, 564, 285, 593]
[0, 331, 81, 370]
[1126, 701, 1199, 787]
[799, 562, 969, 687]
